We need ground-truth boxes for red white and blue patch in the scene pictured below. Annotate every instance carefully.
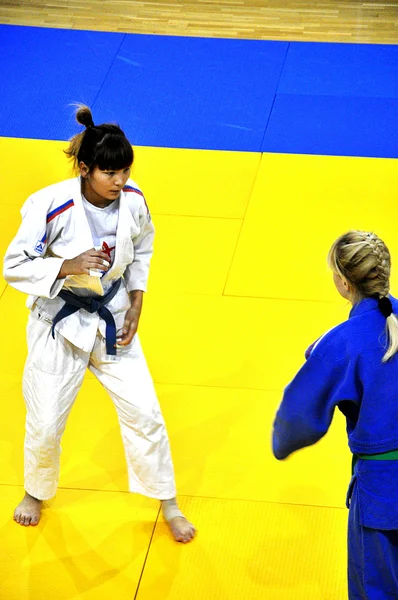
[123,185,143,196]
[46,199,74,223]
[34,199,74,253]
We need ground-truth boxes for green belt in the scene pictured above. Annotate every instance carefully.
[352,450,398,474]
[357,450,398,460]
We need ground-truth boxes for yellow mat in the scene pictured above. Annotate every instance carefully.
[137,496,348,600]
[149,214,242,295]
[0,374,351,508]
[0,485,159,600]
[0,138,260,218]
[158,384,351,507]
[2,137,392,600]
[140,292,348,390]
[0,282,349,389]
[224,152,398,301]
[0,203,24,290]
[134,145,260,219]
[0,286,29,377]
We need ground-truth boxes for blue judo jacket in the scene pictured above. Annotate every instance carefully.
[273,295,398,529]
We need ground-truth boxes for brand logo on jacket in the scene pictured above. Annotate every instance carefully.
[34,241,45,253]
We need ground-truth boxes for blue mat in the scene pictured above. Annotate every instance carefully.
[1,24,397,158]
[279,42,398,98]
[0,25,124,141]
[262,94,398,158]
[0,25,288,151]
[92,34,288,151]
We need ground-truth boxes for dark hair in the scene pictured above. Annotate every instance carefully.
[65,105,134,171]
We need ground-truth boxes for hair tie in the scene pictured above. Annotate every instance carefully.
[378,296,393,318]
[83,114,95,129]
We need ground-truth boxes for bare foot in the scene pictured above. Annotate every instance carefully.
[168,516,196,544]
[14,492,42,526]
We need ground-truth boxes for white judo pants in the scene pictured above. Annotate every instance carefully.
[22,312,176,501]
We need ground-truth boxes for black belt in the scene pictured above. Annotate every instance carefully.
[52,278,122,355]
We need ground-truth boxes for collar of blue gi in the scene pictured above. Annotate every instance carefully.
[349,296,387,319]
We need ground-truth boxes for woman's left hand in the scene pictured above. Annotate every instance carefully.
[116,290,143,347]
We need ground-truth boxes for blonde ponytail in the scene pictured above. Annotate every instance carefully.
[383,314,398,362]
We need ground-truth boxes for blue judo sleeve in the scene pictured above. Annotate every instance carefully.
[272,351,359,460]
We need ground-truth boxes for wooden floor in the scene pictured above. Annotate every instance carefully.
[0,0,397,43]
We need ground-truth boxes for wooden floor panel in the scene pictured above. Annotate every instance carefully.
[0,0,397,43]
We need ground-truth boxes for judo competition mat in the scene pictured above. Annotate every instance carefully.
[0,20,398,600]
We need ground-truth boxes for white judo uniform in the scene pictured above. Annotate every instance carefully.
[3,177,176,501]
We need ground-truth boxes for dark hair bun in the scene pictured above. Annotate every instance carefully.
[76,105,95,129]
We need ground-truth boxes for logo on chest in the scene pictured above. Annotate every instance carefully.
[101,241,115,259]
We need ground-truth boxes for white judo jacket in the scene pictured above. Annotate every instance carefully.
[3,177,154,352]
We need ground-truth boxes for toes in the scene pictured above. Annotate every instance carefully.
[15,513,39,527]
[179,533,194,544]
[14,497,41,526]
[170,520,196,543]
[179,535,190,544]
[183,527,196,543]
[179,528,194,543]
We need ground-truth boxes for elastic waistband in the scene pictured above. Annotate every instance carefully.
[356,449,398,461]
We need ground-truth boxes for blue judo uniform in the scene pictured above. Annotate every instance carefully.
[273,296,398,600]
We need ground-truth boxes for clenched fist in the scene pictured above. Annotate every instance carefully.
[58,249,111,278]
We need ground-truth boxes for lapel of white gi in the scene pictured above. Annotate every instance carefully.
[71,177,96,252]
[115,193,134,264]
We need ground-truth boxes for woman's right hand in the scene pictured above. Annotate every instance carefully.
[57,249,111,278]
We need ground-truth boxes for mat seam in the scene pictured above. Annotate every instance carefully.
[221,153,263,296]
[259,41,291,151]
[91,33,127,109]
[133,503,161,600]
[0,483,348,511]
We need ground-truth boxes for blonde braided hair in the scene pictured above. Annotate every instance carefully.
[328,230,398,362]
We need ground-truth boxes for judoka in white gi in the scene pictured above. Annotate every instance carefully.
[273,231,398,598]
[3,105,195,543]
